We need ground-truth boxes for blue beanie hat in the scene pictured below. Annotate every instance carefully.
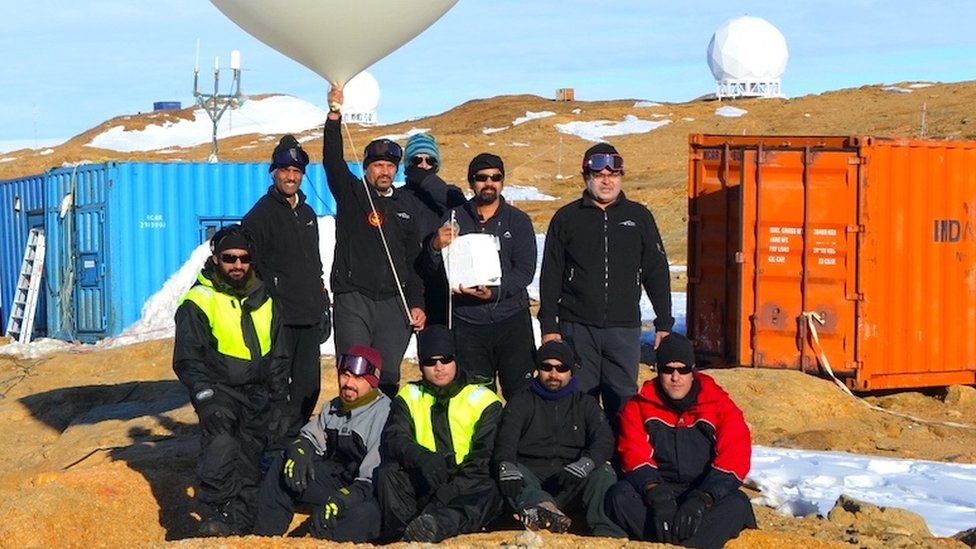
[404,133,441,167]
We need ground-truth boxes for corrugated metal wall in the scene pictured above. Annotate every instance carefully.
[3,161,343,342]
[0,174,46,334]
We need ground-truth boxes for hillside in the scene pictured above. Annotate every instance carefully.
[2,80,973,267]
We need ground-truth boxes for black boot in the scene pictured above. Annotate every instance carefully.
[199,501,240,537]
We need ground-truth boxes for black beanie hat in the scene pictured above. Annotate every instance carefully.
[210,224,252,254]
[363,138,403,169]
[467,152,505,183]
[537,340,577,370]
[417,325,456,363]
[655,333,696,368]
[269,134,309,173]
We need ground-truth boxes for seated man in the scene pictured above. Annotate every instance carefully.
[375,325,503,542]
[493,340,624,537]
[253,345,390,542]
[607,333,756,548]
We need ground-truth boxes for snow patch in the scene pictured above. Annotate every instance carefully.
[882,86,913,94]
[86,95,328,152]
[555,115,671,142]
[512,111,555,126]
[715,106,748,118]
[634,101,662,108]
[509,142,529,147]
[38,148,54,156]
[482,127,508,135]
[377,128,430,142]
[502,186,555,201]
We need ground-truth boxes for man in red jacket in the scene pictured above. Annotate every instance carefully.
[607,333,755,548]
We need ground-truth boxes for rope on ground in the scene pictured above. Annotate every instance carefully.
[802,311,976,431]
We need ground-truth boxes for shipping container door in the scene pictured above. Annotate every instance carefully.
[740,147,858,373]
[74,203,107,335]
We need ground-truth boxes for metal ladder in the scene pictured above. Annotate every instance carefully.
[5,228,46,344]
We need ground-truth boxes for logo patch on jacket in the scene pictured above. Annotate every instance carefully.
[397,212,411,220]
[367,211,384,227]
[503,231,512,239]
[619,220,637,227]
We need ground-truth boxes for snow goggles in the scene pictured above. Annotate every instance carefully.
[338,354,379,377]
[538,361,571,373]
[409,155,438,168]
[219,253,252,265]
[473,173,504,182]
[583,153,624,173]
[658,364,694,375]
[270,146,309,172]
[421,355,455,367]
[364,139,403,164]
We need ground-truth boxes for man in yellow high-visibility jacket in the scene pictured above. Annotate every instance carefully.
[173,224,289,537]
[375,325,503,543]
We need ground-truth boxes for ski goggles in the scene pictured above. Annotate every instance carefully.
[409,155,438,168]
[338,354,379,377]
[582,153,624,173]
[270,146,309,172]
[364,139,403,164]
[537,361,571,373]
[658,364,694,375]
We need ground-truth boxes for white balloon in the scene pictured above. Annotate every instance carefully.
[210,0,459,86]
[343,71,381,114]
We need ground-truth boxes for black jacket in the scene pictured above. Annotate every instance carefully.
[172,262,290,400]
[425,196,537,325]
[493,381,614,480]
[323,117,424,309]
[538,190,673,333]
[242,186,327,326]
[380,372,502,496]
[399,168,467,325]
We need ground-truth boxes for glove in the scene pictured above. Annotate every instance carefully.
[417,452,450,492]
[558,457,595,490]
[674,490,711,541]
[318,292,332,344]
[497,461,524,500]
[312,486,354,535]
[404,164,433,185]
[643,483,678,543]
[283,438,315,492]
[194,388,236,436]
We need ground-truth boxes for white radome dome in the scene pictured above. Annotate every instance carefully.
[707,16,788,81]
[342,70,380,114]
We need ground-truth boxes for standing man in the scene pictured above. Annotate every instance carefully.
[253,345,389,542]
[325,86,425,398]
[400,133,466,327]
[607,333,756,548]
[493,340,624,537]
[173,225,289,536]
[375,325,503,543]
[538,142,674,419]
[428,153,537,398]
[243,135,329,440]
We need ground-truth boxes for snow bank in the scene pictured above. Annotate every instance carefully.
[634,101,662,108]
[377,128,430,142]
[750,446,976,537]
[512,111,555,126]
[87,96,328,152]
[715,106,748,118]
[502,186,556,201]
[555,115,671,142]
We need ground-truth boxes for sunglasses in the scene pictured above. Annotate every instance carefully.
[220,253,252,264]
[271,146,309,169]
[338,354,379,377]
[583,153,624,173]
[658,364,694,375]
[365,140,403,162]
[409,155,438,167]
[538,362,571,373]
[421,355,455,367]
[473,173,504,183]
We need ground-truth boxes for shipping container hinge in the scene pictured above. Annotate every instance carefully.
[846,224,865,234]
[690,151,704,161]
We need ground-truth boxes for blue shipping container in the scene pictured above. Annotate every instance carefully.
[1,161,349,342]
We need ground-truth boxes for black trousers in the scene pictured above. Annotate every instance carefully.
[196,386,270,531]
[560,322,641,420]
[252,455,380,542]
[333,292,413,398]
[374,462,502,541]
[454,308,535,399]
[281,324,322,439]
[606,481,756,549]
[507,463,625,537]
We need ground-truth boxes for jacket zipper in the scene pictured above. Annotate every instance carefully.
[602,210,609,325]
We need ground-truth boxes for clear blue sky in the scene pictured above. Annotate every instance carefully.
[2,1,974,145]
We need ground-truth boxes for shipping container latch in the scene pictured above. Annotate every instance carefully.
[846,224,865,234]
[845,292,865,301]
[734,251,745,264]
[848,156,866,165]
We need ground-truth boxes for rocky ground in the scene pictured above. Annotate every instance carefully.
[0,336,974,547]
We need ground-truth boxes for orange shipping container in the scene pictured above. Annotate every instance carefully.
[687,134,976,391]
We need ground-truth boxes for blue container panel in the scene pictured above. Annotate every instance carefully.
[0,174,45,333]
